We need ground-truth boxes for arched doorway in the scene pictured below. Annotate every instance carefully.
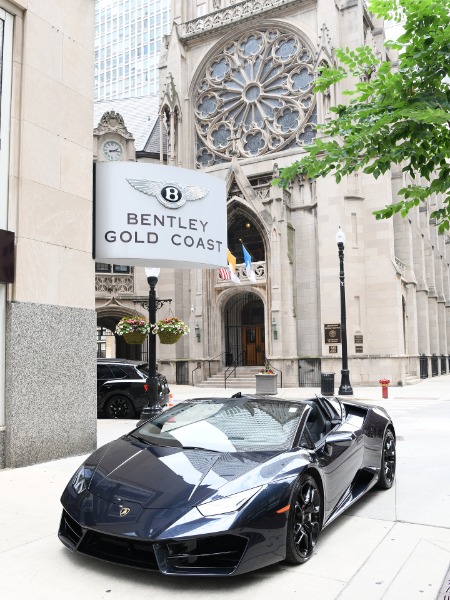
[97,312,145,360]
[224,292,265,366]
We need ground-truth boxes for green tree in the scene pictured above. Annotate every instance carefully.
[274,0,450,232]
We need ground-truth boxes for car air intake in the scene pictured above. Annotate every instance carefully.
[78,530,159,570]
[58,510,83,548]
[155,535,248,575]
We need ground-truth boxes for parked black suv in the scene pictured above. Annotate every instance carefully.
[97,359,170,419]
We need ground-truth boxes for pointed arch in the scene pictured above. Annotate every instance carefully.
[227,200,268,264]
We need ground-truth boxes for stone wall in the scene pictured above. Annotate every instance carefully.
[3,302,97,468]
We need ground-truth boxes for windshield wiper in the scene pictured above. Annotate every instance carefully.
[130,433,184,448]
[131,435,151,445]
[181,445,222,452]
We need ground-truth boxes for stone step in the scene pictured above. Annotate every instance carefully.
[196,368,274,388]
[197,382,257,389]
[196,377,256,387]
[204,374,259,380]
[404,376,422,386]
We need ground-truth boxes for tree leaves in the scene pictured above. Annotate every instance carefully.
[273,0,450,231]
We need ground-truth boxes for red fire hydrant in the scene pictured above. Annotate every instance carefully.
[379,379,390,399]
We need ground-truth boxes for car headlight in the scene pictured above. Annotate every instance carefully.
[197,486,263,517]
[71,466,91,495]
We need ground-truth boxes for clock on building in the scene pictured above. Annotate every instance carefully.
[102,139,124,161]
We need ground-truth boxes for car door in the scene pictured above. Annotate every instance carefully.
[314,399,364,520]
[97,364,113,409]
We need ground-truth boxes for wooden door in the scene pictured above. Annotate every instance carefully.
[243,325,265,366]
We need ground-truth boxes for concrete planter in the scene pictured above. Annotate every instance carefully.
[255,373,278,395]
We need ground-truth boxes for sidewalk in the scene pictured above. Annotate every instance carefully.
[168,375,450,403]
[1,376,450,600]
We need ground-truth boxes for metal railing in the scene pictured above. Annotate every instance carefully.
[298,358,322,387]
[224,351,246,388]
[191,352,284,389]
[261,357,283,388]
[191,363,202,387]
[205,351,228,378]
[193,351,238,386]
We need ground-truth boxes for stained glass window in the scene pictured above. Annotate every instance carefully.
[195,27,317,166]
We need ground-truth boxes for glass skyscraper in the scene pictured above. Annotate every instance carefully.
[94,0,171,100]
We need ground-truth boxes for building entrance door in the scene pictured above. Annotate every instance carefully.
[224,292,265,367]
[242,325,265,366]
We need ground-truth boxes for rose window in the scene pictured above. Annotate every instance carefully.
[194,27,317,166]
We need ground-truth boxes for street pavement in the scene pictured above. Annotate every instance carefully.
[1,377,450,600]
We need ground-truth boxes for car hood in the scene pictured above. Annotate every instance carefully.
[87,436,282,509]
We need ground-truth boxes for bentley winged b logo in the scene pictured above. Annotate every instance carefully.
[127,178,208,209]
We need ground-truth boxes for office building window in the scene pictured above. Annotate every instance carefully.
[95,263,131,274]
[94,0,170,100]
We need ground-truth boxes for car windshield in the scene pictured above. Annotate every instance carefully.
[131,398,308,452]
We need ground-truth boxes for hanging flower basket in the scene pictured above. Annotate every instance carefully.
[157,330,183,345]
[123,332,148,345]
[151,317,189,345]
[115,316,150,345]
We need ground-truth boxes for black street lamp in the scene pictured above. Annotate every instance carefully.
[144,267,161,418]
[137,267,172,420]
[336,228,353,396]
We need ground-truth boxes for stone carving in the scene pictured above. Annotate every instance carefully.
[183,0,299,38]
[160,73,182,164]
[216,260,266,284]
[95,275,134,294]
[317,23,333,59]
[93,111,134,139]
[249,175,274,202]
[195,27,317,166]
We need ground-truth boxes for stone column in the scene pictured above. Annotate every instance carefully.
[412,227,430,355]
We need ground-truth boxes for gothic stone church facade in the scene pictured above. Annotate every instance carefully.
[95,0,450,387]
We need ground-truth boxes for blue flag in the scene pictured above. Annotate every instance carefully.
[242,243,256,284]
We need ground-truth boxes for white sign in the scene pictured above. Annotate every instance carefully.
[94,162,227,269]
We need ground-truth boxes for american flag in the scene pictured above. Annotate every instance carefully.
[218,267,231,280]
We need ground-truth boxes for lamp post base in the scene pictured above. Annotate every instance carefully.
[139,376,163,423]
[139,403,162,421]
[338,370,353,395]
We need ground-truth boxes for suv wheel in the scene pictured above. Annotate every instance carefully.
[105,395,135,419]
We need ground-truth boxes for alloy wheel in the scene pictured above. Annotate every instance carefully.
[106,396,134,419]
[289,476,321,561]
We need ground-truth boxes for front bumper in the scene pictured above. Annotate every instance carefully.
[59,484,291,576]
[59,509,250,575]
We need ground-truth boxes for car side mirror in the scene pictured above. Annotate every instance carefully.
[322,431,355,456]
[326,431,355,444]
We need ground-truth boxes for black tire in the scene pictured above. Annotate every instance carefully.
[376,429,396,489]
[285,474,322,564]
[105,395,135,419]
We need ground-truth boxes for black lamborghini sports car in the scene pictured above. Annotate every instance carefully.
[59,394,396,576]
